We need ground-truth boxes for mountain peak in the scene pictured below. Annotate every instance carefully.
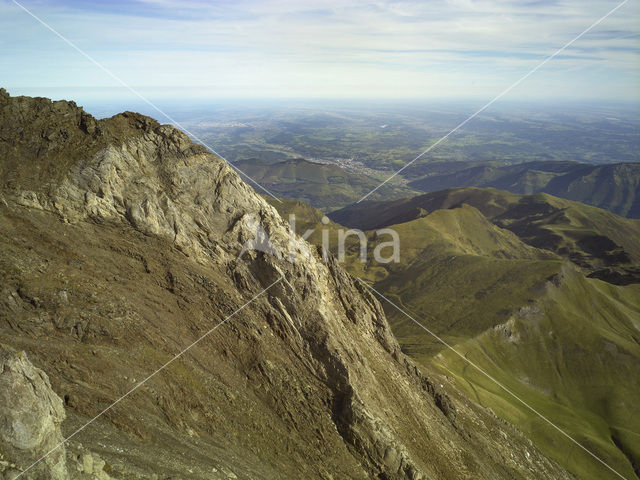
[0,90,207,194]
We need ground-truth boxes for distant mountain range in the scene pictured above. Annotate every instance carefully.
[406,160,640,218]
[236,156,640,219]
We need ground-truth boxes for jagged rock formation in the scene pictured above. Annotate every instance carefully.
[0,89,574,479]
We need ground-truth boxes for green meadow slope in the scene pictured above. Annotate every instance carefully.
[435,268,640,480]
[274,189,640,480]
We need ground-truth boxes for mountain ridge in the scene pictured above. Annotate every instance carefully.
[330,186,640,285]
[0,90,573,479]
[406,160,640,218]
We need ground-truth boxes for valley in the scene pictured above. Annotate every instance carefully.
[160,102,640,215]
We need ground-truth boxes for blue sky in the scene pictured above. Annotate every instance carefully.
[1,0,639,103]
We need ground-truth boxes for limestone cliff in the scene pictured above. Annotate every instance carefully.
[0,90,573,479]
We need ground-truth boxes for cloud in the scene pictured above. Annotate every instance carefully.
[1,0,638,100]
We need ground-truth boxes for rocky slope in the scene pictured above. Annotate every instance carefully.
[0,90,573,479]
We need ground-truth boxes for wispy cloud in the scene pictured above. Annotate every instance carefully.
[1,0,638,100]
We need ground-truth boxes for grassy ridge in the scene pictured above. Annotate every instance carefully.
[330,187,640,283]
[435,270,640,480]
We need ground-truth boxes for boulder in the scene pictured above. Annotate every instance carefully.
[0,346,69,480]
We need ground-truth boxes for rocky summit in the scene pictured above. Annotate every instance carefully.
[0,90,573,479]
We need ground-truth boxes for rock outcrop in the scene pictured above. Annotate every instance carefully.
[0,90,574,479]
[0,346,68,480]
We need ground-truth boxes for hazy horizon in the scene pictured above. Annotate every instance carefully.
[4,86,640,122]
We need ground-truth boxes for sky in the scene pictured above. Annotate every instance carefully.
[1,0,639,104]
